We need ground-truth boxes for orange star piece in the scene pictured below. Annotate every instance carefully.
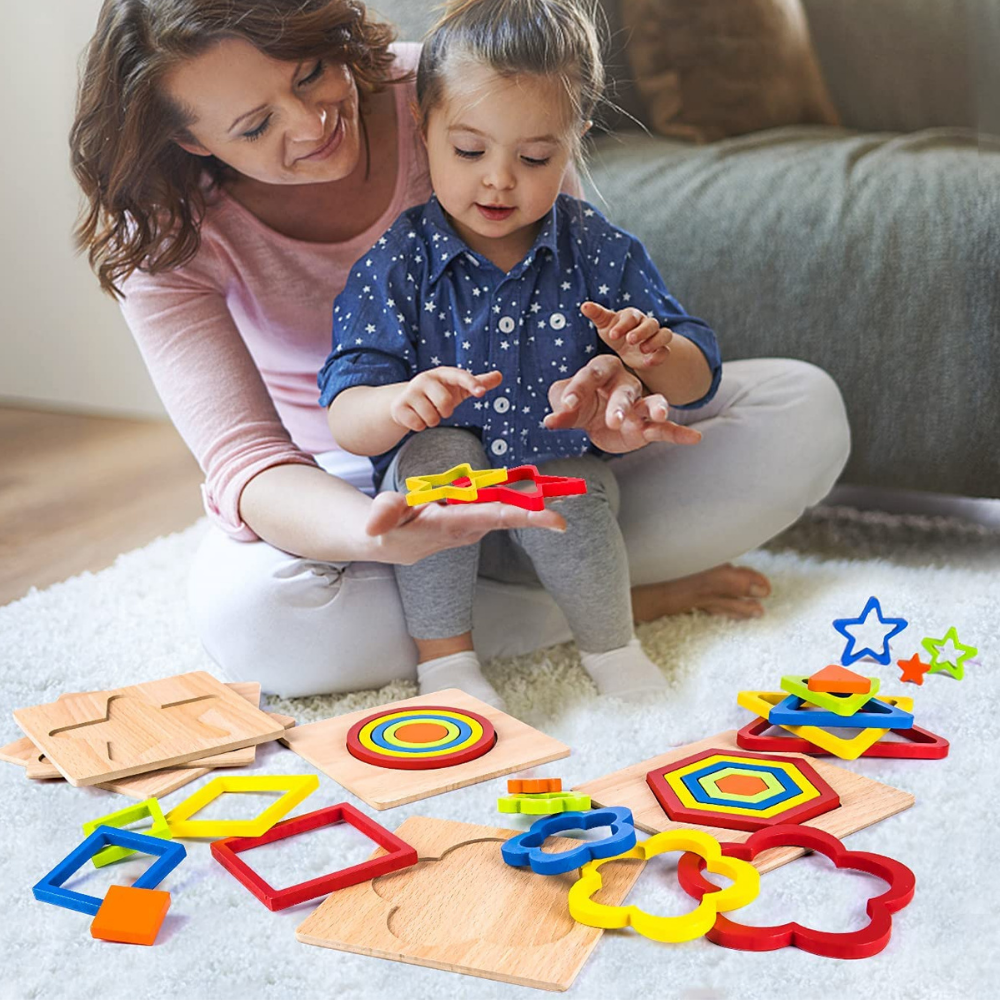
[897,653,931,686]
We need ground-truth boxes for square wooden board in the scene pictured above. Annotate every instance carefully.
[296,816,645,991]
[573,730,914,873]
[282,688,569,810]
[12,671,285,786]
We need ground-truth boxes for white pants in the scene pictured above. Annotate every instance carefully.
[188,359,850,697]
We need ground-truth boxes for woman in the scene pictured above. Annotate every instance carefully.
[70,0,850,698]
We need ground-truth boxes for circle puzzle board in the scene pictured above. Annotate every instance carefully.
[347,707,497,770]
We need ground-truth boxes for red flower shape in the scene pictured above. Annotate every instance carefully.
[676,825,916,959]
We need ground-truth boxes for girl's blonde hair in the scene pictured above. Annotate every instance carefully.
[415,0,605,154]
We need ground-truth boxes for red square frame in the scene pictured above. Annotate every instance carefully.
[210,802,418,911]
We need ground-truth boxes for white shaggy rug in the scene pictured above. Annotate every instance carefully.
[1,506,998,1000]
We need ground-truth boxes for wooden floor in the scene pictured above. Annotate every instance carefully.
[0,406,204,606]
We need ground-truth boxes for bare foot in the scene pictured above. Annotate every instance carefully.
[632,564,771,622]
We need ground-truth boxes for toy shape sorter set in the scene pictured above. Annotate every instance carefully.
[4,587,973,990]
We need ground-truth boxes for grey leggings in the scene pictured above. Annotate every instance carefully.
[380,428,633,653]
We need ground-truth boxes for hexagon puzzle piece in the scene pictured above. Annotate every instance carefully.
[90,885,171,945]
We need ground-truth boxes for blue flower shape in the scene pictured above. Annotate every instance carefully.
[501,807,637,875]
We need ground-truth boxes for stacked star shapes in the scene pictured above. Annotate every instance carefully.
[404,463,587,510]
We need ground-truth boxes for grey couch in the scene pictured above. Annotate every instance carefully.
[370,0,998,497]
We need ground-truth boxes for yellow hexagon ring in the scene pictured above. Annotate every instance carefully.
[567,829,760,943]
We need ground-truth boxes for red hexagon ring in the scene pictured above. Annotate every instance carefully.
[675,824,916,959]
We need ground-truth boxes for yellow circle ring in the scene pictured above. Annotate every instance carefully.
[357,709,485,758]
[381,718,461,749]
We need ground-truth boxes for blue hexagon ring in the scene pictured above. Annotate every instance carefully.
[501,807,637,876]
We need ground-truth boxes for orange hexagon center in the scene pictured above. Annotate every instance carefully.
[394,722,450,744]
[716,774,769,796]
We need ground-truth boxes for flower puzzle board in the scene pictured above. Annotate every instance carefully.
[12,671,286,786]
[296,816,645,990]
[573,730,914,873]
[281,689,569,810]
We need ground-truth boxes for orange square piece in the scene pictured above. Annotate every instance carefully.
[508,778,562,794]
[90,885,170,945]
[807,665,872,695]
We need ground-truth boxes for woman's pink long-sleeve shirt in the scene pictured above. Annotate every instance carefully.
[119,44,428,541]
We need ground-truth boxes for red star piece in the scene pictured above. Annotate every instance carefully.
[446,465,587,511]
[897,653,931,685]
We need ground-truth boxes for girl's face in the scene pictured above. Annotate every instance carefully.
[423,66,580,256]
[164,37,362,185]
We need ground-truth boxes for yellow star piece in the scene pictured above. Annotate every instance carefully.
[404,464,508,506]
[568,829,760,943]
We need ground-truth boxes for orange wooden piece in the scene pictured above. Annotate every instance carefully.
[807,665,872,694]
[90,885,170,945]
[715,774,769,796]
[508,778,562,794]
[393,723,450,744]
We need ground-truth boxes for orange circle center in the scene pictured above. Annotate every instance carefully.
[394,722,450,744]
[716,774,769,796]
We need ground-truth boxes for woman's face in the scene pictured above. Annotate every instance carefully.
[164,37,362,185]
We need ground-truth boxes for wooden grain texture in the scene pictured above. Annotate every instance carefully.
[573,731,915,874]
[296,816,645,991]
[12,671,284,786]
[282,689,570,810]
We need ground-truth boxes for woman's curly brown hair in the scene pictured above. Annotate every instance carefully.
[71,0,401,298]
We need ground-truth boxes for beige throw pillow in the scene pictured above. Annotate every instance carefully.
[619,0,840,142]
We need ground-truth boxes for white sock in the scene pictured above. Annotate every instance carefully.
[416,650,506,710]
[580,638,669,700]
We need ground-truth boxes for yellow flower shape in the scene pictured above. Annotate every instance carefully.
[567,828,760,943]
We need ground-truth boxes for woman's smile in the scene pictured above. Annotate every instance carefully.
[296,112,345,163]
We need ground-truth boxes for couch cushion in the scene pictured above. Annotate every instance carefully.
[583,126,998,496]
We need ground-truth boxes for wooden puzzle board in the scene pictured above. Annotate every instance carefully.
[296,816,645,991]
[282,688,569,810]
[573,730,915,874]
[12,671,285,786]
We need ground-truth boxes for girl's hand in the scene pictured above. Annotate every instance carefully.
[543,355,702,453]
[364,490,566,565]
[391,368,503,432]
[582,301,672,369]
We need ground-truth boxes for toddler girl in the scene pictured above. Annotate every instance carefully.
[318,0,721,707]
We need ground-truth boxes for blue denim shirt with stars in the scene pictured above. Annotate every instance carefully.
[318,194,721,486]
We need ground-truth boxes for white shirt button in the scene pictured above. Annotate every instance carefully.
[549,312,566,330]
[493,397,510,414]
[498,316,515,334]
[490,439,508,456]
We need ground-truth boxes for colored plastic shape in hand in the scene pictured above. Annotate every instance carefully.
[497,790,592,815]
[832,596,908,666]
[568,829,760,943]
[446,464,588,511]
[82,797,172,868]
[921,627,978,680]
[806,665,872,694]
[404,464,508,506]
[90,885,170,945]
[768,693,914,730]
[508,777,562,794]
[675,824,916,959]
[736,710,947,760]
[501,807,637,875]
[165,773,319,839]
[210,803,418,911]
[897,653,932,685]
[646,748,839,832]
[736,690,891,761]
[33,826,186,916]
[779,674,880,716]
[346,706,497,770]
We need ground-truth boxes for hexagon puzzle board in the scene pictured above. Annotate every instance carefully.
[296,816,645,990]
[282,689,569,810]
[573,731,914,873]
[12,671,285,786]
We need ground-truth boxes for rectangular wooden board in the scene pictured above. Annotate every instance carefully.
[296,816,645,991]
[573,730,915,874]
[282,688,569,810]
[12,671,285,786]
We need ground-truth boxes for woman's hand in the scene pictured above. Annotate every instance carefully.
[543,354,702,453]
[391,368,503,432]
[364,490,566,565]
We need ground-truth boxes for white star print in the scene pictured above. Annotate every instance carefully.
[424,302,435,312]
[561,281,571,291]
[500,341,510,350]
[430,356,440,365]
[623,293,632,302]
[472,288,481,296]
[462,341,471,350]
[554,338,563,346]
[584,208,594,216]
[530,302,541,313]
[598,284,609,295]
[365,324,376,333]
